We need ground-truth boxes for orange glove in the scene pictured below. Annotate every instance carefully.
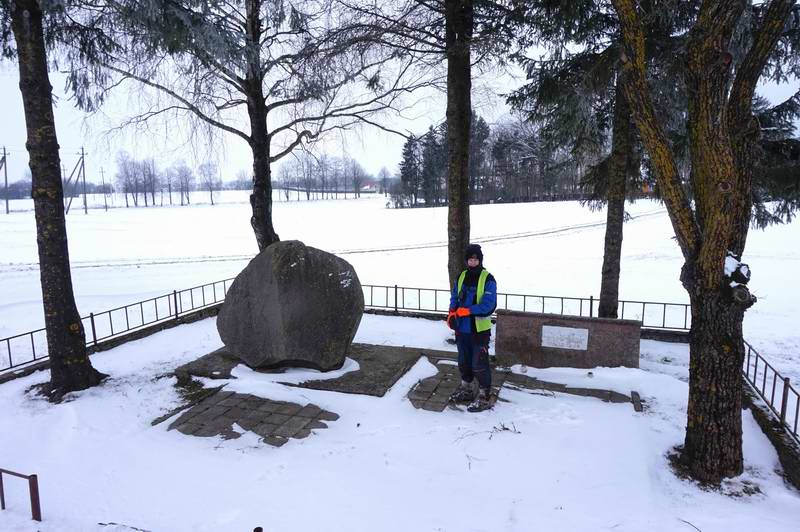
[446,309,458,330]
[456,307,471,317]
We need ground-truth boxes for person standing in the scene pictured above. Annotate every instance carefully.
[447,244,497,412]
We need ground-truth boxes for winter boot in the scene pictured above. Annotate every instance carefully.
[467,388,492,412]
[449,380,477,403]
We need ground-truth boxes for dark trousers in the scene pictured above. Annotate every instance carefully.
[456,332,491,390]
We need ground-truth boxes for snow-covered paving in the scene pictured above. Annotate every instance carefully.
[1,194,798,380]
[1,314,798,531]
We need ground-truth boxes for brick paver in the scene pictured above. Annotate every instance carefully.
[407,358,637,412]
[165,350,640,448]
[167,391,339,447]
[407,360,507,412]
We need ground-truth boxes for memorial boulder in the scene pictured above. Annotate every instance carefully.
[217,240,364,371]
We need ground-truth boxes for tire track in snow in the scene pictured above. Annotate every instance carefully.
[336,208,666,254]
[0,208,666,272]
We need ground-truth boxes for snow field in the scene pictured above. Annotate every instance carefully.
[0,314,798,531]
[1,195,797,380]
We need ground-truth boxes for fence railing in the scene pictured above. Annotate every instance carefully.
[743,341,799,443]
[1,278,233,373]
[1,280,796,444]
[362,284,692,330]
[0,468,42,521]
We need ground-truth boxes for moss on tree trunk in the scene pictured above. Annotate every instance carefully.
[10,0,105,399]
[612,0,792,483]
[680,290,747,479]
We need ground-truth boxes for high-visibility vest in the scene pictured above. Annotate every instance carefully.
[457,269,493,333]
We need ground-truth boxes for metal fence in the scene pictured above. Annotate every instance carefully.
[363,284,692,330]
[0,467,42,521]
[744,341,800,443]
[1,279,797,444]
[1,278,233,373]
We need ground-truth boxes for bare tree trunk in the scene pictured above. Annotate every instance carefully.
[249,134,279,249]
[245,0,279,251]
[682,288,747,479]
[445,0,473,285]
[10,0,105,398]
[598,74,633,318]
[676,2,752,480]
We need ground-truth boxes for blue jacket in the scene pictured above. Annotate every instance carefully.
[449,270,497,334]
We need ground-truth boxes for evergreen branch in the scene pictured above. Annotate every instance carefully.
[728,0,796,130]
[334,0,446,50]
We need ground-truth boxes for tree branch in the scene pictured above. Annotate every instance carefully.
[104,64,251,144]
[612,0,700,260]
[728,0,796,129]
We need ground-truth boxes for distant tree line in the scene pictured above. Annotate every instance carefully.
[275,152,391,200]
[4,150,391,205]
[113,152,226,207]
[3,172,112,200]
[390,112,655,209]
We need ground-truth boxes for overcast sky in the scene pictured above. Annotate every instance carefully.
[0,59,522,186]
[0,59,796,187]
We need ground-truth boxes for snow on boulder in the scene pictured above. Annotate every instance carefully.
[217,240,364,371]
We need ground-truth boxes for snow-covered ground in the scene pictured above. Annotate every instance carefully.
[3,188,367,213]
[1,195,798,380]
[1,314,798,532]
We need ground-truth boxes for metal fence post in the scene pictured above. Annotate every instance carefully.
[394,285,398,313]
[781,377,791,424]
[173,290,179,319]
[28,474,41,521]
[0,471,5,510]
[89,313,98,346]
[589,295,593,317]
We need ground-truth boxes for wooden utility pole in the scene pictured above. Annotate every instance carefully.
[81,148,87,214]
[2,146,8,214]
[100,167,108,212]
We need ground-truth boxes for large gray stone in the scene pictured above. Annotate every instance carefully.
[217,241,364,370]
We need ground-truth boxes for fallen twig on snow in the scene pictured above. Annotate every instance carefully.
[678,518,703,532]
[454,422,522,443]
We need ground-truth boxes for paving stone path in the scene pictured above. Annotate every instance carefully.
[167,390,339,447]
[407,357,637,412]
[163,346,640,447]
[407,360,507,412]
[166,342,433,447]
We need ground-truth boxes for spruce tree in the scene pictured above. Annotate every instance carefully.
[399,135,421,205]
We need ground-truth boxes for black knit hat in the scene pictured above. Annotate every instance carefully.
[464,243,483,264]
